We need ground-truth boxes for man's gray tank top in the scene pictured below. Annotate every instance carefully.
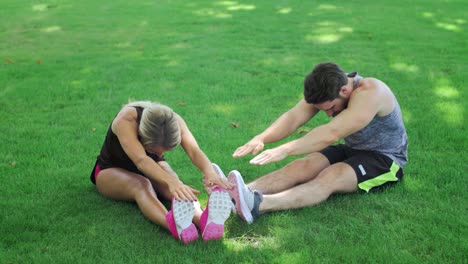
[343,72,408,168]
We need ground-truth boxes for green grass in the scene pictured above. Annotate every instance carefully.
[1,0,466,263]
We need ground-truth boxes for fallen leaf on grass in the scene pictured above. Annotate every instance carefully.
[5,58,15,63]
[298,129,310,134]
[231,122,239,128]
[177,102,185,106]
[37,58,42,64]
[11,161,17,167]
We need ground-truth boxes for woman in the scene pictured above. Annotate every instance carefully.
[90,101,232,243]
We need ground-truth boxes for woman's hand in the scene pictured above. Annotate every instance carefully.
[203,171,232,191]
[167,178,200,201]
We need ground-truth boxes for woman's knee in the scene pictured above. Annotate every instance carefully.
[97,169,155,200]
[132,177,155,194]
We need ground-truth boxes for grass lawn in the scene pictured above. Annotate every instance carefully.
[1,0,466,263]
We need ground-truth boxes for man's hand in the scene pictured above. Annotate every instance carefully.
[249,146,288,165]
[232,136,265,158]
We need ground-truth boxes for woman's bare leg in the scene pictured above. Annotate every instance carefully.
[96,168,170,230]
[151,161,202,227]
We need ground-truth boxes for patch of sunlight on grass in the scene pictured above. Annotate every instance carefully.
[281,55,298,65]
[317,4,336,10]
[172,42,191,49]
[422,12,434,18]
[434,86,459,99]
[338,27,353,33]
[317,21,337,27]
[227,5,256,11]
[401,108,412,124]
[71,80,82,87]
[115,42,131,48]
[277,7,292,14]
[210,1,256,11]
[306,33,341,44]
[32,4,48,11]
[229,235,278,251]
[304,21,350,44]
[295,92,304,101]
[286,94,302,108]
[390,63,419,73]
[435,22,461,32]
[211,104,235,114]
[0,86,13,97]
[80,67,95,74]
[193,8,232,18]
[41,26,61,33]
[406,177,424,192]
[278,252,307,263]
[140,20,148,26]
[167,60,180,67]
[215,1,238,6]
[160,80,175,90]
[435,102,463,126]
[259,57,275,66]
[455,19,465,24]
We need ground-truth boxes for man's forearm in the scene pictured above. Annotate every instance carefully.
[283,125,338,156]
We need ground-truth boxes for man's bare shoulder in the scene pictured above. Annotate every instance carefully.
[358,77,387,91]
[354,77,395,116]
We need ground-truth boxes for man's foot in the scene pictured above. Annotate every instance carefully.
[166,199,199,244]
[199,187,232,241]
[227,170,263,224]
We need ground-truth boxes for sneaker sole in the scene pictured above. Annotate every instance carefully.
[228,171,253,224]
[212,163,236,213]
[172,200,198,243]
[202,190,232,241]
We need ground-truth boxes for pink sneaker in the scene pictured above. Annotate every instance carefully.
[166,199,199,244]
[227,170,255,224]
[200,188,232,241]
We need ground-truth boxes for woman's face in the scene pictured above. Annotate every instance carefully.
[146,146,169,158]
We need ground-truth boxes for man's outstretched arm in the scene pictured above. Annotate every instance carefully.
[250,87,384,165]
[233,99,318,158]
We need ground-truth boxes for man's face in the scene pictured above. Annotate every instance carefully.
[315,96,348,117]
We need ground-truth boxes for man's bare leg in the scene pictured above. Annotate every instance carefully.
[248,152,330,194]
[258,162,358,212]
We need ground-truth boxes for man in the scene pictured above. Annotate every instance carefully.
[227,62,408,223]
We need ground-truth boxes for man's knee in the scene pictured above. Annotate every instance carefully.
[314,163,358,193]
[282,153,330,177]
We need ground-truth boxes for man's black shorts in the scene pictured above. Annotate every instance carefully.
[320,144,403,192]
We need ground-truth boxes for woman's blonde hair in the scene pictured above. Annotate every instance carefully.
[125,101,181,150]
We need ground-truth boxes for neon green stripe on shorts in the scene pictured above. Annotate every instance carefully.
[358,162,400,192]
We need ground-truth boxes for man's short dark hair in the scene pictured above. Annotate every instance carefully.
[303,62,348,104]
